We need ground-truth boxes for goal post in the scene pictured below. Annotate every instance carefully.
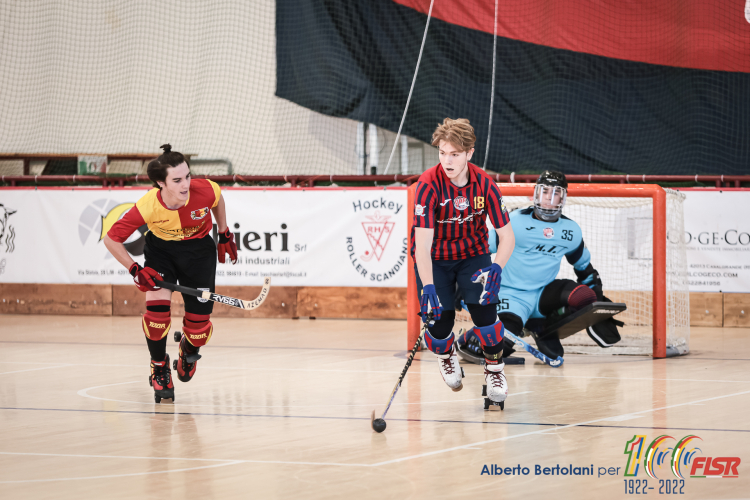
[407,183,689,359]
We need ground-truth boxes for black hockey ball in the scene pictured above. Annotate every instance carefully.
[372,418,387,433]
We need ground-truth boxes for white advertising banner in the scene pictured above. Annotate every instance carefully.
[680,189,750,293]
[0,187,409,287]
[1,187,749,292]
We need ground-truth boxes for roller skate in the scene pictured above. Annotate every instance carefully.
[436,345,465,392]
[172,331,202,383]
[149,354,175,404]
[482,361,507,411]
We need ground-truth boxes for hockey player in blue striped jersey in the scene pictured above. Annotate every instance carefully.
[481,171,621,360]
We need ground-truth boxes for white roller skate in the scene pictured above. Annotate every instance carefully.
[482,362,508,411]
[435,345,464,392]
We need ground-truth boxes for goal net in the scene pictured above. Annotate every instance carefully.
[500,188,690,357]
[414,184,690,358]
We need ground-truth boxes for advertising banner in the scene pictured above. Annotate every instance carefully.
[0,187,409,287]
[680,189,750,293]
[0,187,748,292]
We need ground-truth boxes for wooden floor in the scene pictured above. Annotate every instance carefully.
[0,315,748,499]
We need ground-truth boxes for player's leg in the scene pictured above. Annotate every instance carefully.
[538,279,597,316]
[142,236,177,403]
[414,261,463,392]
[538,278,621,348]
[173,235,217,383]
[458,254,513,405]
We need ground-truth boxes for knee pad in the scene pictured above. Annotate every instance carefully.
[142,300,171,341]
[183,312,213,347]
[425,309,455,340]
[568,284,597,310]
[425,330,455,355]
[471,321,505,349]
[466,303,498,327]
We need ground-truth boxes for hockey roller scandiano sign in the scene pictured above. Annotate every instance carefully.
[156,277,271,311]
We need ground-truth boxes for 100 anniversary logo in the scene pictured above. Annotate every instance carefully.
[624,434,741,479]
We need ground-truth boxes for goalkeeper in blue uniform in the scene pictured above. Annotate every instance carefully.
[463,171,621,361]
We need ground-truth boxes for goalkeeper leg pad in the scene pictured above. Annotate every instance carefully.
[533,333,565,359]
[587,318,622,348]
[142,300,171,341]
[183,313,213,347]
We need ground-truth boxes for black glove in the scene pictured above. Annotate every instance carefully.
[575,263,603,301]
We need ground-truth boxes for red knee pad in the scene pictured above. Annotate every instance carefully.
[142,300,171,341]
[183,312,213,347]
[568,285,597,310]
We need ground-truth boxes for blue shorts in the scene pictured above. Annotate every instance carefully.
[496,285,545,324]
[414,253,498,310]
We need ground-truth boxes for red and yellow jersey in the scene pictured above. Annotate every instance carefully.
[108,179,221,243]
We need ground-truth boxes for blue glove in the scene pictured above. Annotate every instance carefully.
[471,263,502,305]
[419,284,442,325]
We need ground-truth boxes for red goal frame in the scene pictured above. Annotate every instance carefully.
[406,183,669,358]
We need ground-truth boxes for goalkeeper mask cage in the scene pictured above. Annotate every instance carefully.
[533,170,568,222]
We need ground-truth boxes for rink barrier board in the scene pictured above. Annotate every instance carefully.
[0,283,407,320]
[0,283,744,326]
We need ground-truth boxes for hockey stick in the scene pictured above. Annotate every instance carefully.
[155,277,271,311]
[504,330,563,368]
[371,319,430,433]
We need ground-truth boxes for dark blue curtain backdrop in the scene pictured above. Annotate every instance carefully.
[276,0,750,174]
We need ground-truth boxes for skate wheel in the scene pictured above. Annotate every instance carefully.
[482,384,487,397]
[484,398,504,411]
[173,360,178,370]
[461,367,465,378]
[154,395,161,403]
[148,376,153,387]
[174,330,182,343]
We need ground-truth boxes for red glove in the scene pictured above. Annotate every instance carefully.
[217,228,238,264]
[129,263,162,292]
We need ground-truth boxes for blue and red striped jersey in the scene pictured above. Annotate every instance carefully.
[411,162,510,260]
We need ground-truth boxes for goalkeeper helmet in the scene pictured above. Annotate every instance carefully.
[533,170,567,222]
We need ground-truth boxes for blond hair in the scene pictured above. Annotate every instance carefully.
[431,118,476,152]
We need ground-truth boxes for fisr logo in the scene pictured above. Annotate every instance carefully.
[690,457,740,478]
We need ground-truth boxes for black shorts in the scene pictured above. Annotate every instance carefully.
[414,253,498,310]
[144,232,217,315]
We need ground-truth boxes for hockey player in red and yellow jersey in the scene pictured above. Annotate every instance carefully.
[104,144,238,403]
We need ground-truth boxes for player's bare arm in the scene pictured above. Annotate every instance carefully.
[211,194,229,233]
[493,221,515,268]
[103,234,135,270]
[414,227,435,286]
